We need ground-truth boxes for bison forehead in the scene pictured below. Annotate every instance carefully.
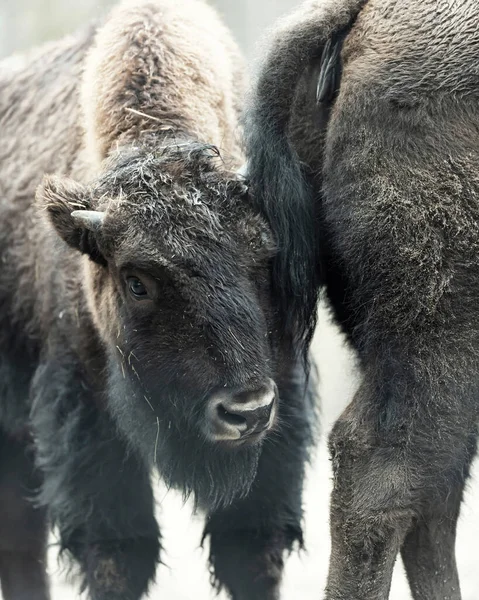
[109,208,251,280]
[96,171,249,243]
[127,193,225,237]
[103,183,260,248]
[95,143,241,208]
[105,201,246,261]
[116,227,245,274]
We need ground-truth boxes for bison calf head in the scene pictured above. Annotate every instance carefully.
[38,143,280,509]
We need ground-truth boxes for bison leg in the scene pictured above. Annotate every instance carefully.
[401,506,461,600]
[203,365,315,600]
[31,363,160,600]
[0,429,49,600]
[41,409,159,600]
[399,431,476,600]
[325,357,476,600]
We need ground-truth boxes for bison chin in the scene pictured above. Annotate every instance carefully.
[158,433,261,512]
[107,369,261,512]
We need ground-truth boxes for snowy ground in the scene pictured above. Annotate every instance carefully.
[47,303,479,600]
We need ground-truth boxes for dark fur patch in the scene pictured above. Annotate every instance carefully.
[243,1,367,360]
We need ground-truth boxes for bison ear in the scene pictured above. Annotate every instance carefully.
[36,175,106,265]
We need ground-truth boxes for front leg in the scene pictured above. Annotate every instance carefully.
[31,360,160,600]
[0,429,49,600]
[203,364,316,600]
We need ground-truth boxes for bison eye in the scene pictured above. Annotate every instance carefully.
[127,276,148,299]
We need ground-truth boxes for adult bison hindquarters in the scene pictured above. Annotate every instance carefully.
[0,1,315,599]
[245,0,479,599]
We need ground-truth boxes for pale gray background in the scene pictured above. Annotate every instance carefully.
[0,0,296,61]
[1,1,478,598]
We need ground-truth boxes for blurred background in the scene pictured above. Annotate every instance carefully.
[1,1,479,599]
[0,0,297,61]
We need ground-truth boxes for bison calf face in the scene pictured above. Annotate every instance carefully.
[38,144,279,509]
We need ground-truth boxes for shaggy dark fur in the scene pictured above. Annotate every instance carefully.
[244,0,479,598]
[0,1,315,599]
[244,0,368,352]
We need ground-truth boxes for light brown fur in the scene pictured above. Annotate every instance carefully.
[81,0,245,167]
[0,0,244,195]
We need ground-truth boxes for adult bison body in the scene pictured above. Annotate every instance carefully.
[245,0,479,598]
[0,1,315,598]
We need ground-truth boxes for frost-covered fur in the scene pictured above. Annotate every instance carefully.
[0,1,315,599]
[245,0,479,598]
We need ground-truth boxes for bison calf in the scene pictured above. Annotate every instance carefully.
[0,1,315,598]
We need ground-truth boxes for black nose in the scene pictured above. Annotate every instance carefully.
[217,398,274,434]
[205,379,277,442]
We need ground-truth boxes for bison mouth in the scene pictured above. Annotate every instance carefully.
[107,368,266,511]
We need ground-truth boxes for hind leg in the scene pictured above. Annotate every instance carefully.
[400,431,477,600]
[0,429,49,600]
[325,354,477,600]
[204,364,315,600]
[401,496,461,600]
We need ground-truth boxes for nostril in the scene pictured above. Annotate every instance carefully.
[249,403,274,431]
[218,400,274,436]
[217,404,247,428]
[205,379,277,441]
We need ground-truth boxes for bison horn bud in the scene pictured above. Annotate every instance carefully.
[236,162,249,180]
[235,163,249,195]
[71,210,105,232]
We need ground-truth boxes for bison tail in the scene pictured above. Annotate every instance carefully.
[243,0,367,355]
